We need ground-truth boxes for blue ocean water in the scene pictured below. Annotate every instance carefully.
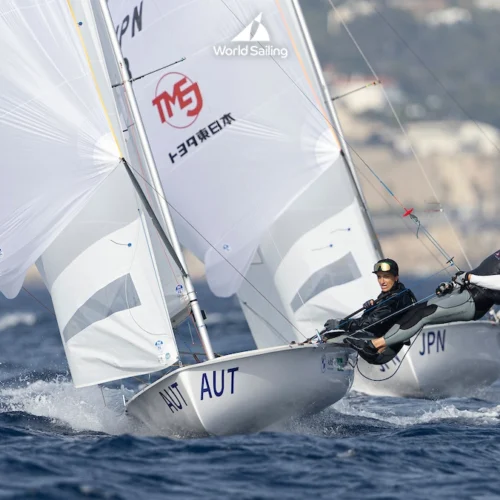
[1,280,500,499]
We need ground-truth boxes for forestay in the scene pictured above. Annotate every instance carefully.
[110,0,344,297]
[36,1,180,387]
[0,0,120,298]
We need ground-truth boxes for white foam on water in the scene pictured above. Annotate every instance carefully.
[0,312,36,332]
[204,311,245,326]
[333,397,500,426]
[0,378,150,435]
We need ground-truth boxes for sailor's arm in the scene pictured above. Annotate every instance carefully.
[468,273,500,291]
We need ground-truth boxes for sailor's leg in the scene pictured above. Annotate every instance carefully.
[358,343,403,365]
[383,289,476,347]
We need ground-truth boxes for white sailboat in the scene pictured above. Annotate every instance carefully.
[0,0,354,438]
[108,0,500,400]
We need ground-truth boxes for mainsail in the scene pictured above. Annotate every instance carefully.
[110,0,349,298]
[109,0,381,343]
[0,0,121,298]
[238,0,383,344]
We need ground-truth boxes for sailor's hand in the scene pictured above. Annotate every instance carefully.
[452,271,470,287]
[323,318,342,331]
[435,281,454,296]
[363,299,374,309]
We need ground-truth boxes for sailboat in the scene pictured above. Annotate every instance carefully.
[234,4,500,398]
[108,0,500,400]
[0,0,356,438]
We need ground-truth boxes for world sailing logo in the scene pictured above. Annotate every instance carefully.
[232,12,270,42]
[213,13,288,59]
[152,72,203,129]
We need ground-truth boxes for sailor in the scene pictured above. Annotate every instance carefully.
[323,259,416,361]
[345,249,500,364]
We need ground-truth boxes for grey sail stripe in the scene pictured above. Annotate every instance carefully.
[62,274,141,342]
[265,159,355,264]
[290,253,361,313]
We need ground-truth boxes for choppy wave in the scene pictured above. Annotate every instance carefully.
[0,312,36,332]
[0,378,146,435]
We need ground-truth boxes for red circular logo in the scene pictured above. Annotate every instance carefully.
[152,72,203,129]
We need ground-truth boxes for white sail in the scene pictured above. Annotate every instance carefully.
[238,2,381,344]
[109,0,346,298]
[0,0,121,298]
[89,0,191,326]
[36,1,180,388]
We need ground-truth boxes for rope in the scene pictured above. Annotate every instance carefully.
[218,0,456,272]
[241,301,291,344]
[371,3,500,157]
[125,163,310,341]
[331,80,381,101]
[21,287,55,316]
[328,0,473,268]
[111,57,186,87]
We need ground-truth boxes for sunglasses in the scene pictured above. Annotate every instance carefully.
[373,262,393,272]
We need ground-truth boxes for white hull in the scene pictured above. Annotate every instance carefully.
[353,321,500,399]
[126,343,354,437]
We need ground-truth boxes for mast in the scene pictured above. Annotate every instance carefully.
[290,0,383,259]
[96,0,214,360]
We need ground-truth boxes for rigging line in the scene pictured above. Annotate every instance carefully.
[219,0,341,149]
[121,91,183,288]
[331,80,381,101]
[221,0,457,270]
[354,164,450,272]
[349,145,459,268]
[111,57,186,87]
[328,263,454,336]
[126,163,309,340]
[241,301,291,345]
[21,286,55,316]
[328,0,472,268]
[370,2,500,157]
[350,292,436,338]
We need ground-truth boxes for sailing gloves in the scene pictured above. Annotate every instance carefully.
[323,318,343,331]
[363,299,374,310]
[435,271,470,296]
[435,281,454,296]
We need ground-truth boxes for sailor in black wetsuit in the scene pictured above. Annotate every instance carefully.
[346,249,500,364]
[323,259,416,362]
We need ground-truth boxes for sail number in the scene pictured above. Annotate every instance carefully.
[419,330,446,356]
[379,355,402,373]
[159,382,188,413]
[201,367,239,400]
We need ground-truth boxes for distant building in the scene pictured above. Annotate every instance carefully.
[327,1,374,33]
[474,0,500,11]
[393,121,500,157]
[425,7,471,25]
[382,0,449,19]
[325,66,405,115]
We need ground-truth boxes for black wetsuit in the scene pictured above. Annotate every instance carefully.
[343,281,417,337]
